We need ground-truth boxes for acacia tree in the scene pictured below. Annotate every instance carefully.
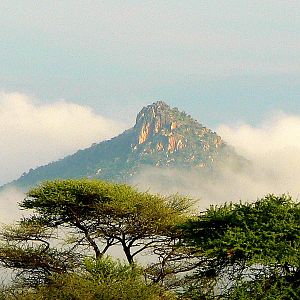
[181,194,300,299]
[0,219,81,286]
[0,179,192,285]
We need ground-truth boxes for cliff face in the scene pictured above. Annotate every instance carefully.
[4,101,244,190]
[129,101,226,168]
[135,101,184,150]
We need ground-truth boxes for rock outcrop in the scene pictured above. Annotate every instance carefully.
[130,101,228,166]
[4,101,245,190]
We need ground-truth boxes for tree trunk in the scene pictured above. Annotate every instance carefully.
[123,244,133,264]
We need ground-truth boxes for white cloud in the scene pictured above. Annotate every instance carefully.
[218,113,300,159]
[0,92,125,185]
[131,113,300,209]
[217,113,300,198]
[0,187,25,224]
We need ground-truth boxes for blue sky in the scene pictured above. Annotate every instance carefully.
[1,1,299,127]
[1,1,300,185]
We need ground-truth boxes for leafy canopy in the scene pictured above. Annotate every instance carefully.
[0,179,192,288]
[183,194,300,265]
[181,194,300,299]
[0,256,176,300]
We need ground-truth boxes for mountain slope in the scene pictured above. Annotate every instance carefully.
[5,101,244,190]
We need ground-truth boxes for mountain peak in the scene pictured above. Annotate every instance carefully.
[135,101,170,124]
[134,101,199,146]
[135,101,178,144]
[4,101,244,190]
[150,100,170,109]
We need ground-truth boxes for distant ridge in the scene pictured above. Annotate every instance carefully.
[3,101,245,190]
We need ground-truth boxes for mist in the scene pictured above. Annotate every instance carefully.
[2,110,300,218]
[0,187,25,224]
[0,92,126,185]
[131,112,300,209]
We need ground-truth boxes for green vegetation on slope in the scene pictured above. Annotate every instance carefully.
[5,101,245,190]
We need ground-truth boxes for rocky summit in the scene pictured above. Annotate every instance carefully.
[4,101,244,190]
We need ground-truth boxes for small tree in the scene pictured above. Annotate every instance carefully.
[0,219,81,286]
[0,179,192,285]
[0,257,176,300]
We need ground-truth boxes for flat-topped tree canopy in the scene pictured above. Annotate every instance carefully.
[22,179,192,263]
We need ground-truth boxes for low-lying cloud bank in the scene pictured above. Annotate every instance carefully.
[0,187,25,224]
[132,113,300,209]
[0,92,125,185]
[2,97,300,220]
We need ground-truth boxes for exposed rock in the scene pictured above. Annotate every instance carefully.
[177,139,184,150]
[155,117,162,133]
[168,135,177,152]
[138,123,151,144]
[5,100,246,190]
[171,121,177,131]
[157,141,164,151]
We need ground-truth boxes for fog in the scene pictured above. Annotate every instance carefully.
[0,92,126,185]
[131,112,300,209]
[0,112,299,282]
[2,112,300,221]
[0,187,25,224]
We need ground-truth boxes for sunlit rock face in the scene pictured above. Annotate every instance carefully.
[4,101,245,190]
[135,102,187,152]
[131,101,229,167]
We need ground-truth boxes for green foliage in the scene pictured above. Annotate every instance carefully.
[0,220,80,286]
[21,179,191,264]
[24,179,190,231]
[184,194,300,264]
[0,179,192,289]
[181,194,300,299]
[0,257,176,300]
[2,177,300,299]
[228,274,300,300]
